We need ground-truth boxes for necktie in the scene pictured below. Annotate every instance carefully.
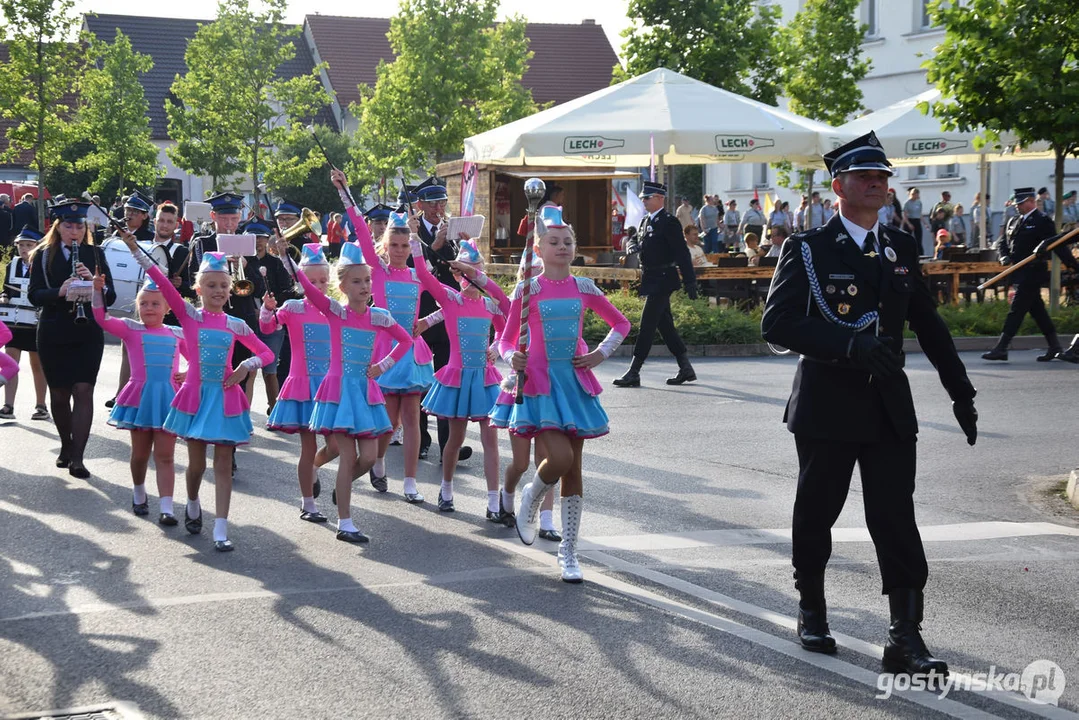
[863,231,877,256]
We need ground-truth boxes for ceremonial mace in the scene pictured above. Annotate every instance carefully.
[514,177,546,404]
[977,225,1079,290]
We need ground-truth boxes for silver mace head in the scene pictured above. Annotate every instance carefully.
[524,178,546,211]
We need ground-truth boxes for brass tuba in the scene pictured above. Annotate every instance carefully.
[281,207,323,245]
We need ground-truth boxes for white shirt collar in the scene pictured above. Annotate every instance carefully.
[1020,208,1036,222]
[648,208,662,220]
[838,212,880,248]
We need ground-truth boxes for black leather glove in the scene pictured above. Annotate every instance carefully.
[1033,239,1051,259]
[686,285,699,301]
[953,400,978,446]
[850,334,902,378]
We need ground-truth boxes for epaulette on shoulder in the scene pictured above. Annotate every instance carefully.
[369,306,394,327]
[483,296,503,316]
[573,276,603,296]
[226,316,250,335]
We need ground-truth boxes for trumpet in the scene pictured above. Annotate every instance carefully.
[230,256,254,297]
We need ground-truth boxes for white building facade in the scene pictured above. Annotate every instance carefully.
[706,0,1079,220]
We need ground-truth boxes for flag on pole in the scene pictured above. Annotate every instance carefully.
[624,186,646,232]
[649,134,655,182]
[763,192,775,218]
[753,187,760,202]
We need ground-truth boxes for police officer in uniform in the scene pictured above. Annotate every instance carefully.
[613,180,698,387]
[982,187,1079,362]
[762,131,978,677]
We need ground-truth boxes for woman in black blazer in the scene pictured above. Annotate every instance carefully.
[28,201,115,478]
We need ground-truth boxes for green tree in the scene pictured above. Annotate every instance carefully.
[0,0,86,227]
[349,0,541,187]
[617,0,782,105]
[776,0,870,193]
[925,0,1079,309]
[265,124,357,215]
[75,29,160,195]
[167,0,329,197]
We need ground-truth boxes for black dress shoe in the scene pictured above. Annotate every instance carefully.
[184,508,203,535]
[486,509,505,523]
[159,512,178,526]
[403,491,425,504]
[1036,348,1062,362]
[539,528,562,542]
[666,367,697,385]
[612,370,641,387]
[69,464,90,479]
[458,446,473,461]
[369,469,388,493]
[312,478,321,499]
[499,496,516,527]
[798,608,837,654]
[56,454,70,469]
[981,348,1008,361]
[336,529,370,544]
[132,501,150,516]
[437,490,455,512]
[214,539,234,552]
[300,509,328,523]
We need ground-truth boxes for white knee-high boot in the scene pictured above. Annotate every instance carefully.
[515,472,555,545]
[559,495,584,583]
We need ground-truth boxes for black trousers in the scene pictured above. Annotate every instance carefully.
[1002,278,1057,341]
[632,290,687,361]
[420,341,451,452]
[792,434,927,594]
[910,222,925,255]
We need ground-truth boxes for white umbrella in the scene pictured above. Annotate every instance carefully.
[464,68,845,167]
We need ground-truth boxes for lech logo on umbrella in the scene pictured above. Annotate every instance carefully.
[905,138,969,155]
[563,136,626,154]
[715,135,776,154]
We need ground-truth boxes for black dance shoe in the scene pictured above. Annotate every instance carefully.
[312,477,321,499]
[184,508,203,535]
[68,464,90,479]
[300,509,328,523]
[336,529,370,544]
[158,512,178,526]
[539,528,563,542]
[403,491,425,504]
[369,469,388,493]
[214,539,234,552]
[437,491,455,512]
[132,501,149,516]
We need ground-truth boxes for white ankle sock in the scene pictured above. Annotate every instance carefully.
[540,509,555,532]
[213,518,228,542]
[373,458,385,477]
[160,496,174,515]
[501,489,514,511]
[132,484,147,505]
[302,496,317,513]
[440,481,453,502]
[186,499,201,519]
[487,491,500,513]
[338,517,358,533]
[403,476,418,495]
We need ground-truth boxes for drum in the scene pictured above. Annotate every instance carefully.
[0,303,38,327]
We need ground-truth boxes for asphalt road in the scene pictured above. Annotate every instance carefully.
[1,346,1077,719]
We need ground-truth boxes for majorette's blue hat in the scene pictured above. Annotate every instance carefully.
[455,239,482,264]
[199,251,230,274]
[300,243,328,266]
[387,212,410,230]
[141,274,162,292]
[337,241,367,267]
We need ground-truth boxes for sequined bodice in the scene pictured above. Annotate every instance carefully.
[303,322,330,378]
[457,316,492,369]
[198,328,232,383]
[143,333,178,383]
[341,327,375,379]
[385,279,418,333]
[537,299,581,363]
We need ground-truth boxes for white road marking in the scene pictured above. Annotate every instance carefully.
[581,521,1079,553]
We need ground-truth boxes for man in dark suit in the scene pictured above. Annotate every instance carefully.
[762,131,978,678]
[982,186,1079,362]
[613,180,698,387]
[0,194,13,247]
[12,193,38,232]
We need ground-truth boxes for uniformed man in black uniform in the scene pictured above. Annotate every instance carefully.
[243,216,298,410]
[613,180,698,387]
[982,186,1079,362]
[762,131,978,677]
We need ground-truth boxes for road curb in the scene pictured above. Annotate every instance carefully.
[608,335,1055,359]
[1067,470,1079,511]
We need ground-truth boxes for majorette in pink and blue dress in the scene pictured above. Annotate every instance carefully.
[260,243,331,434]
[411,238,510,420]
[93,275,186,431]
[347,207,435,395]
[0,322,19,385]
[297,242,414,438]
[137,254,273,446]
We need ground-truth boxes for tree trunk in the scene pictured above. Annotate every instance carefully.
[1050,149,1065,312]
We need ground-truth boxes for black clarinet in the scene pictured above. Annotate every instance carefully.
[70,240,88,325]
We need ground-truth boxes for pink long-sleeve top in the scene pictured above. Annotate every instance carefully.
[295,267,413,406]
[0,323,18,383]
[412,244,509,388]
[346,206,433,364]
[92,303,186,405]
[145,264,273,416]
[259,298,330,402]
[497,274,631,398]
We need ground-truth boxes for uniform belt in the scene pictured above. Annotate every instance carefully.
[802,351,906,370]
[643,262,678,270]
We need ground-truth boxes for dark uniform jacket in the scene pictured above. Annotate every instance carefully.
[12,201,37,232]
[994,208,1075,284]
[412,219,458,351]
[762,214,974,443]
[185,232,265,330]
[248,253,299,308]
[28,240,115,345]
[633,208,697,298]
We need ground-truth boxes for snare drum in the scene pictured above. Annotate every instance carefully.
[0,303,39,327]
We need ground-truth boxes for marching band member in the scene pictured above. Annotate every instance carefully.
[260,242,333,523]
[296,241,414,543]
[243,217,298,412]
[122,232,273,552]
[409,230,509,514]
[331,169,434,504]
[28,201,116,479]
[92,272,186,523]
[492,206,630,582]
[0,226,49,421]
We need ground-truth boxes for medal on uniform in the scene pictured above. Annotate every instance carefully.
[838,303,851,315]
[847,284,858,296]
[825,284,836,295]
[885,246,897,262]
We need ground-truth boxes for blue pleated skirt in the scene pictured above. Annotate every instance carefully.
[309,377,392,438]
[108,381,174,431]
[163,383,253,445]
[489,364,609,439]
[267,376,322,433]
[422,368,499,420]
[377,346,434,395]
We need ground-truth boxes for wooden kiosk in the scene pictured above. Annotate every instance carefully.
[435,161,639,263]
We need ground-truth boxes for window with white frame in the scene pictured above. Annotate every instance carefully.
[937,163,959,179]
[862,0,879,38]
[908,166,927,180]
[919,0,936,30]
[754,163,769,188]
